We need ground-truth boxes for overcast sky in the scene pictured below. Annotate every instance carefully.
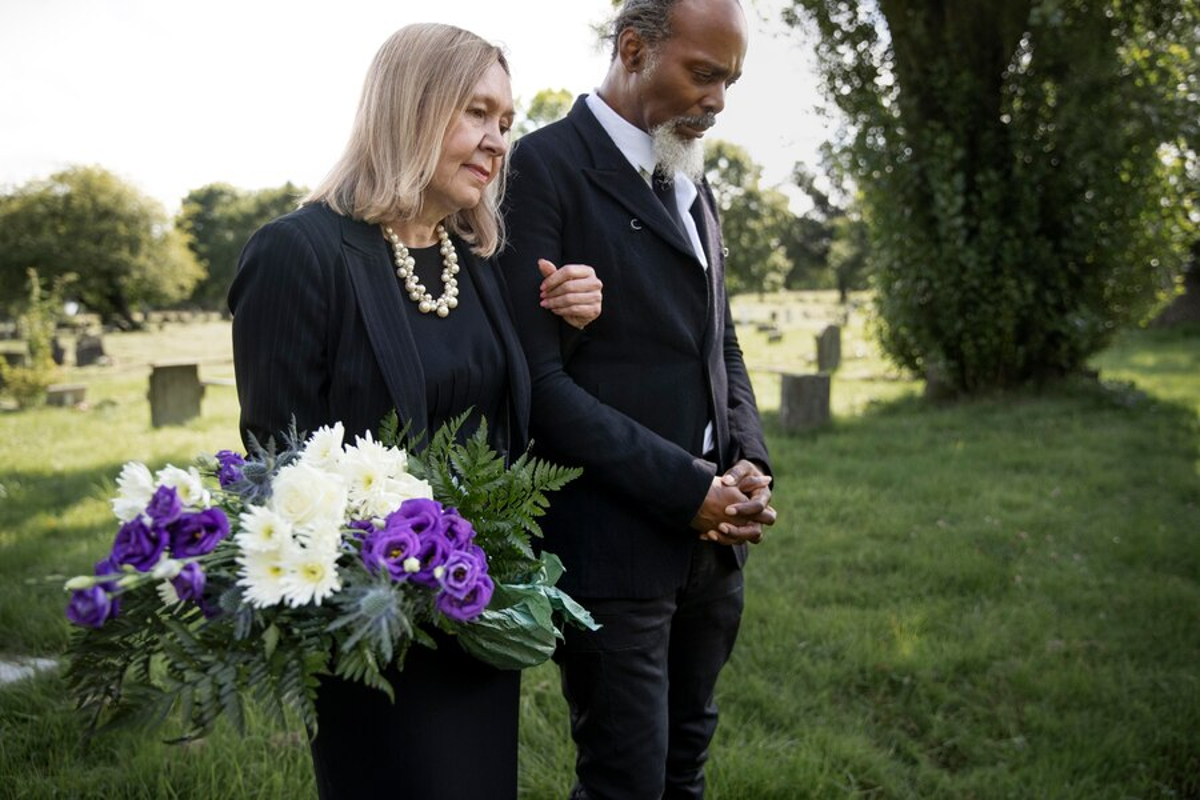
[0,0,827,215]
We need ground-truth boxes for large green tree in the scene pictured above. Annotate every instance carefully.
[0,166,203,329]
[176,182,304,309]
[514,88,574,138]
[704,140,795,296]
[785,0,1196,393]
[786,162,871,299]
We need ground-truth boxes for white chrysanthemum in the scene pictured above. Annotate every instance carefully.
[339,434,429,518]
[236,504,295,553]
[112,461,155,521]
[294,517,344,556]
[269,462,347,530]
[157,581,181,605]
[300,422,346,471]
[337,434,392,498]
[280,548,342,607]
[354,472,435,519]
[156,465,211,509]
[237,548,289,607]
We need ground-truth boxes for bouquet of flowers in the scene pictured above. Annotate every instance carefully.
[62,413,595,739]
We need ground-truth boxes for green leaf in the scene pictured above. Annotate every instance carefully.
[539,551,566,585]
[454,607,559,670]
[263,623,280,659]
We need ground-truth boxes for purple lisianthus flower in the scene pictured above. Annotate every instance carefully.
[442,508,475,549]
[94,555,120,584]
[466,543,487,567]
[111,517,167,572]
[438,548,487,600]
[145,485,182,526]
[171,561,207,603]
[388,498,447,538]
[436,573,494,622]
[167,508,230,557]
[361,526,422,582]
[66,586,116,628]
[215,450,245,488]
[347,519,375,539]
[409,531,452,589]
[91,557,123,617]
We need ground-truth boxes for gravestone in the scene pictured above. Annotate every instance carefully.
[149,361,204,427]
[816,325,841,373]
[75,334,106,367]
[0,348,25,388]
[46,383,86,407]
[780,373,831,432]
[51,337,65,366]
[1,350,26,369]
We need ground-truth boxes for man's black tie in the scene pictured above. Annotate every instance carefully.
[652,168,688,237]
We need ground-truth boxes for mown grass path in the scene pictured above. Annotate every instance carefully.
[1,307,1195,799]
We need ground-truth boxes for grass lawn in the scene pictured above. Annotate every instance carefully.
[0,303,1196,799]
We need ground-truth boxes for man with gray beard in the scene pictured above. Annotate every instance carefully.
[499,0,775,796]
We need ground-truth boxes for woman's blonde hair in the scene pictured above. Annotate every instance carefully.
[306,23,510,256]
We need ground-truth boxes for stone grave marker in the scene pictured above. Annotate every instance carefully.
[816,325,841,373]
[149,361,204,427]
[780,373,831,432]
[75,334,106,367]
[46,383,87,407]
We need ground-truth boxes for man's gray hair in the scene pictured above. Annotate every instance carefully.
[607,0,681,61]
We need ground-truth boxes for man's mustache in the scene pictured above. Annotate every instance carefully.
[674,112,717,131]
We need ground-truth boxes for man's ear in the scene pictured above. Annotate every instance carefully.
[617,28,648,73]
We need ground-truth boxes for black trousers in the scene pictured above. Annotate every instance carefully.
[310,632,520,800]
[558,541,744,800]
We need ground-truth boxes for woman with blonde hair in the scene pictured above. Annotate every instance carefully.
[229,23,601,799]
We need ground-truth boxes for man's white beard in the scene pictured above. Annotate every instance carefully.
[650,122,705,182]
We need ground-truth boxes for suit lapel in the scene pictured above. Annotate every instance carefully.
[581,167,699,260]
[338,215,430,442]
[567,99,702,263]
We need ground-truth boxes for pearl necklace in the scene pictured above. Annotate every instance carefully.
[383,223,460,318]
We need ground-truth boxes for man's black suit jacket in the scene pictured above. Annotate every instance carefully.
[229,203,531,455]
[500,97,770,599]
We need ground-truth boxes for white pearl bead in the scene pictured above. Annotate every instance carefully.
[383,221,459,318]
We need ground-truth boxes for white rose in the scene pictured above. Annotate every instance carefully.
[389,471,433,502]
[269,462,347,531]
